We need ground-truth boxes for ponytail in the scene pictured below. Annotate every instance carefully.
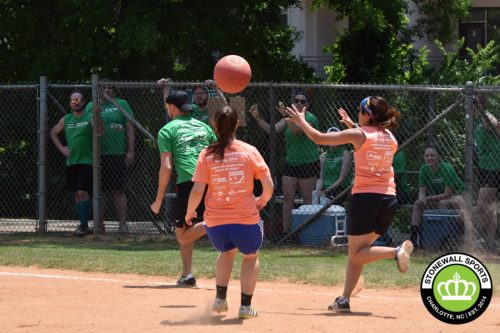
[207,106,238,161]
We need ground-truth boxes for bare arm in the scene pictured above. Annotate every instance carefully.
[286,105,365,149]
[150,152,173,214]
[255,173,274,210]
[248,104,286,134]
[325,150,352,194]
[185,182,207,225]
[49,117,70,158]
[125,121,135,166]
[316,152,326,192]
[417,187,427,201]
[158,78,172,109]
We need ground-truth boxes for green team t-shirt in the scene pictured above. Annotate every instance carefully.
[157,115,216,184]
[191,104,210,124]
[418,162,464,195]
[393,151,410,192]
[64,112,93,166]
[322,146,353,189]
[475,120,500,170]
[85,98,133,155]
[284,112,320,166]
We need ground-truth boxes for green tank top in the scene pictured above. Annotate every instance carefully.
[322,147,353,189]
[284,112,320,166]
[64,112,93,166]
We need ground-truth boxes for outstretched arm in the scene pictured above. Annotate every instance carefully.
[286,105,364,148]
[248,104,286,134]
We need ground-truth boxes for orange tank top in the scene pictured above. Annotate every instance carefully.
[352,126,397,195]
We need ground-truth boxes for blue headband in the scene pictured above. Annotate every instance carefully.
[360,96,375,119]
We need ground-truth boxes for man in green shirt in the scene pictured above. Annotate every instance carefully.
[50,91,93,237]
[191,85,211,124]
[85,82,135,234]
[151,89,217,286]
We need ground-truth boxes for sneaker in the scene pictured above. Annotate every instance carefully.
[177,273,196,287]
[238,305,258,319]
[396,240,414,273]
[328,296,351,313]
[212,298,228,313]
[73,225,92,237]
[118,223,129,234]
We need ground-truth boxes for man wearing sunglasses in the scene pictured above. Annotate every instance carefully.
[249,92,320,237]
[50,91,94,237]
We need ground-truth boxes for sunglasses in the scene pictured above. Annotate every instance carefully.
[70,98,83,103]
[294,98,307,104]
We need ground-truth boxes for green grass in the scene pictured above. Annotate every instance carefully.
[0,234,498,293]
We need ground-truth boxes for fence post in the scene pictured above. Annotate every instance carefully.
[91,74,103,232]
[268,84,278,239]
[464,82,475,198]
[37,76,48,233]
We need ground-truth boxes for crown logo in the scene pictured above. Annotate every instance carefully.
[437,272,476,301]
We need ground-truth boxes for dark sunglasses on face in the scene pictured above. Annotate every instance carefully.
[70,98,83,103]
[294,98,307,104]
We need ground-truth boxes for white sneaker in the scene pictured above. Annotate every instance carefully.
[238,305,258,319]
[397,240,414,273]
[212,298,228,313]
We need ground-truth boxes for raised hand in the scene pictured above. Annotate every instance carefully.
[285,104,306,124]
[338,108,355,129]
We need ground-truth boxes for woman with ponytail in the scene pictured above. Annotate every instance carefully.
[185,106,274,319]
[286,96,413,313]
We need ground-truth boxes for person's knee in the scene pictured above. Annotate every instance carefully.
[414,199,426,209]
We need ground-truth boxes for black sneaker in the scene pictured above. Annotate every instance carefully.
[177,273,196,287]
[73,225,92,237]
[328,296,351,313]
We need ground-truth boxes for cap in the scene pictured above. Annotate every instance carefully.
[165,90,192,112]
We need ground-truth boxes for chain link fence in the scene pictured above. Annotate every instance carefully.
[0,78,498,254]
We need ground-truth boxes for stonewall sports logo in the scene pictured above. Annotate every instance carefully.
[420,253,492,324]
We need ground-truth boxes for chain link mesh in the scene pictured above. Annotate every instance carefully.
[0,81,498,254]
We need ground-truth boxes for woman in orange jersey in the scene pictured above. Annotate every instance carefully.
[185,106,274,319]
[286,96,413,313]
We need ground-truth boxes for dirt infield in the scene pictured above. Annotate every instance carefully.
[0,266,498,333]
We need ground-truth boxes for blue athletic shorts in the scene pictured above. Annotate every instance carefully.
[205,221,264,254]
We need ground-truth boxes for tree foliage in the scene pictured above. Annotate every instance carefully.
[311,0,475,84]
[0,0,315,82]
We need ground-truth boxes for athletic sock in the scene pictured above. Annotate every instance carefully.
[241,293,253,307]
[77,199,91,226]
[216,285,228,300]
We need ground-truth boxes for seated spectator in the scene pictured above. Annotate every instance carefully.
[315,126,353,203]
[410,146,466,247]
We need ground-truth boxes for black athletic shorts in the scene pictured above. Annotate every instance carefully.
[174,181,206,228]
[66,164,93,193]
[348,193,397,236]
[478,168,500,190]
[283,160,320,179]
[101,155,127,191]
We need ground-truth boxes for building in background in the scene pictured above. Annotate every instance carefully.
[287,0,500,79]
